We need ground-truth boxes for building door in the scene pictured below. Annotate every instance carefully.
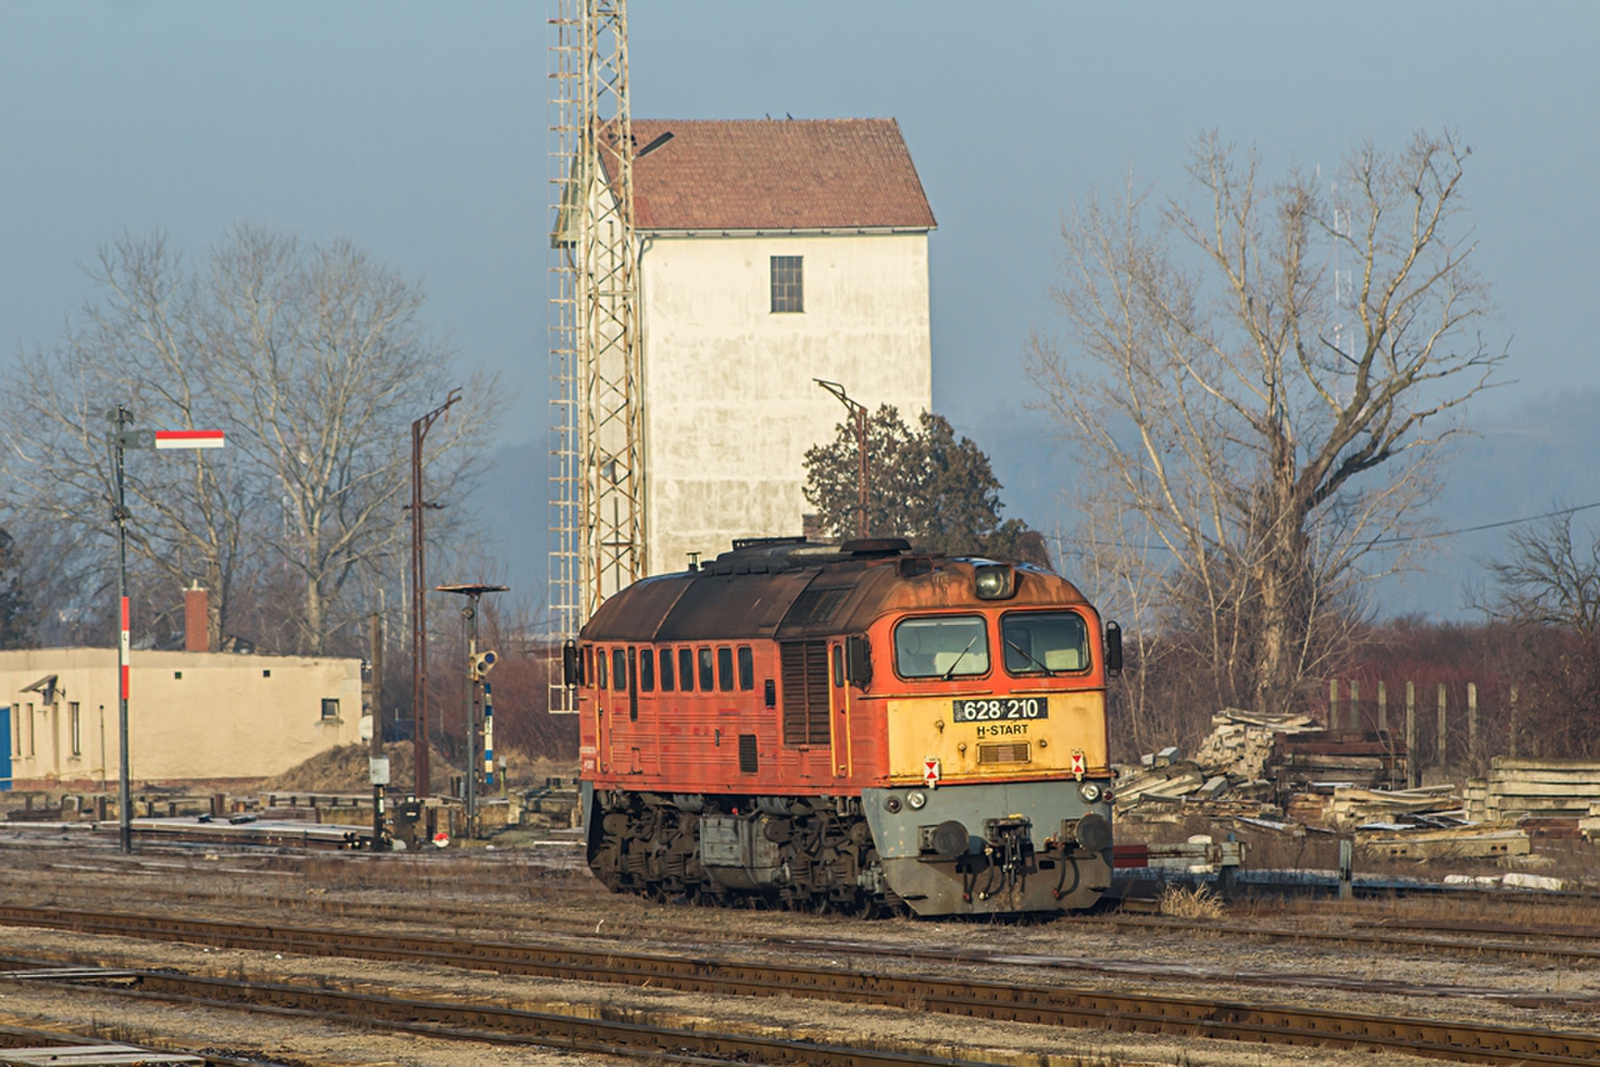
[0,705,10,792]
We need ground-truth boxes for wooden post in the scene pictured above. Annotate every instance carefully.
[1377,680,1388,732]
[1436,684,1448,771]
[1350,679,1360,730]
[1329,679,1339,730]
[1405,681,1417,788]
[1509,685,1519,759]
[1467,681,1478,773]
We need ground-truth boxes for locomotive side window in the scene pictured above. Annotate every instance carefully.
[698,647,715,692]
[596,647,609,689]
[1001,611,1090,675]
[717,647,734,691]
[894,615,990,678]
[659,647,675,691]
[737,646,754,690]
[678,647,695,692]
[583,646,594,687]
[831,644,845,687]
[612,648,628,692]
[639,646,655,691]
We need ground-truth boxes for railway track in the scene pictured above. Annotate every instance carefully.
[4,904,1600,1065]
[16,863,1600,973]
[0,959,980,1067]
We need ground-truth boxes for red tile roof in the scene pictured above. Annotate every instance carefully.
[627,118,936,233]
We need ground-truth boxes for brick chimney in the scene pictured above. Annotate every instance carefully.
[184,583,209,653]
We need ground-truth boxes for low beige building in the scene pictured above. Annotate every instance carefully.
[0,648,361,790]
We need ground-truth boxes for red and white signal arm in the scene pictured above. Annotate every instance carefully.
[1070,751,1087,781]
[923,757,941,788]
[155,429,225,449]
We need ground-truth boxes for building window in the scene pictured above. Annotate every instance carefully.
[10,705,18,756]
[27,702,34,757]
[321,698,340,721]
[70,702,81,757]
[770,255,803,313]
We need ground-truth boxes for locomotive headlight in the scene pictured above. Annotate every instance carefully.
[973,563,1016,599]
[1078,781,1103,804]
[907,790,927,810]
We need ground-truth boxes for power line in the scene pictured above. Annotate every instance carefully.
[1371,499,1600,546]
[1046,499,1600,558]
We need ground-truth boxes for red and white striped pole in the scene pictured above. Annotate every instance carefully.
[109,410,225,853]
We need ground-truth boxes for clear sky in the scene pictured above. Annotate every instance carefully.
[3,2,1596,618]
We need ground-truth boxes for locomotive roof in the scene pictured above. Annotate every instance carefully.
[580,538,1089,643]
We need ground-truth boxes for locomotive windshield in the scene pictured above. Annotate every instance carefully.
[1001,611,1090,675]
[894,615,990,678]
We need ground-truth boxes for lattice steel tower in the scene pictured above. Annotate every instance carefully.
[548,0,645,713]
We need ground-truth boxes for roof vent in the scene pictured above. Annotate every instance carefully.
[840,537,910,558]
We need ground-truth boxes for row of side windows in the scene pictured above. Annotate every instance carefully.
[583,644,755,694]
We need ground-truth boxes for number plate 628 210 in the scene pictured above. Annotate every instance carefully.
[952,697,1049,722]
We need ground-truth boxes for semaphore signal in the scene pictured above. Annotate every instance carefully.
[106,406,226,853]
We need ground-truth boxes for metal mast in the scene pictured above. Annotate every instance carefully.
[549,0,645,714]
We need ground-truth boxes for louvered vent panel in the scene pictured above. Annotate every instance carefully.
[780,640,832,747]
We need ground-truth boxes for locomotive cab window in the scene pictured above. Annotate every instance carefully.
[737,646,754,690]
[612,649,628,692]
[678,647,695,692]
[894,615,990,679]
[639,647,655,691]
[659,647,675,691]
[698,647,715,692]
[583,646,594,687]
[596,647,609,689]
[1001,611,1090,675]
[717,647,734,691]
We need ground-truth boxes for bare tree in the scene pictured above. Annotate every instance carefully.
[2,226,499,655]
[1473,511,1600,755]
[1027,131,1504,715]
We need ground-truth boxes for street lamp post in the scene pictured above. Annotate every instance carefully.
[814,379,870,539]
[435,582,505,838]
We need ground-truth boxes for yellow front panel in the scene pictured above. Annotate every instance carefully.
[884,691,1108,783]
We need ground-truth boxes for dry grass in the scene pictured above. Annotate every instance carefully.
[1158,883,1225,920]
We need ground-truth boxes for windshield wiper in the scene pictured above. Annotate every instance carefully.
[941,633,983,680]
[1005,637,1055,675]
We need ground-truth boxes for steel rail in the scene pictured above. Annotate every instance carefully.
[8,963,988,1067]
[2,905,1599,1064]
[16,872,1600,966]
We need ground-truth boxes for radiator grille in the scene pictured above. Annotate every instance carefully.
[977,742,1031,764]
[738,733,759,774]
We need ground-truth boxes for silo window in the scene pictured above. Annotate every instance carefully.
[770,256,803,313]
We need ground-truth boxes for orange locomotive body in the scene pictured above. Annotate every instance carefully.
[572,537,1120,916]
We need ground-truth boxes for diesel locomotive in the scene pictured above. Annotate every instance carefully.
[565,536,1122,916]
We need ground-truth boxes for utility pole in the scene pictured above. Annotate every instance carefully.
[104,409,225,853]
[814,379,870,538]
[407,389,461,799]
[436,583,505,838]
